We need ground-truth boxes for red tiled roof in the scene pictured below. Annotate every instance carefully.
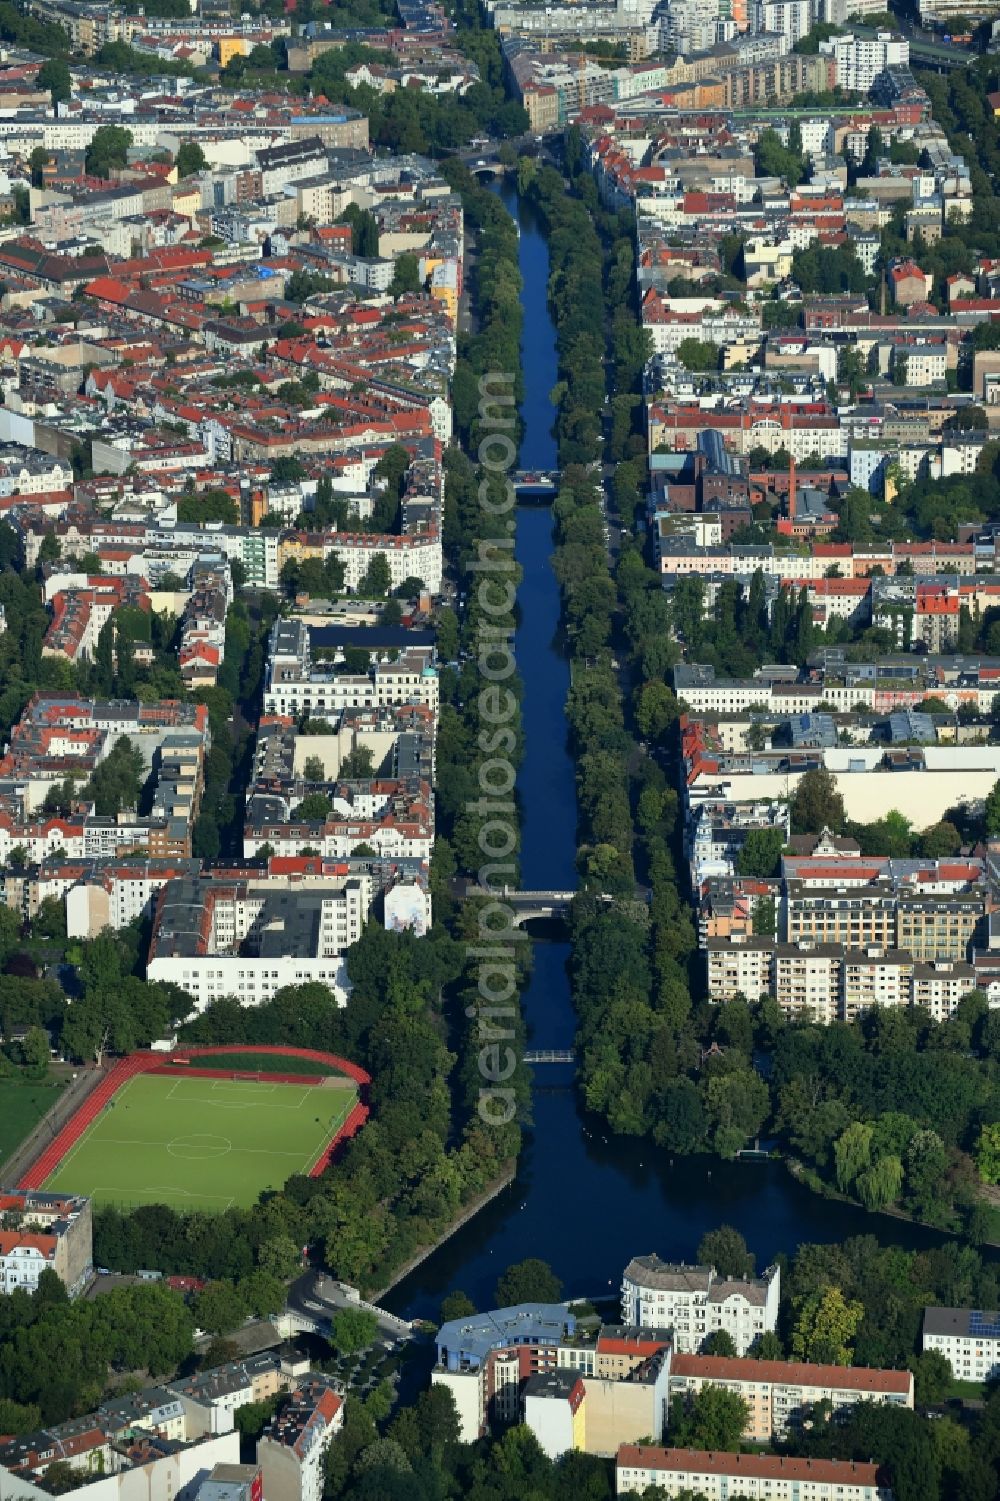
[670,1353,912,1393]
[616,1447,884,1486]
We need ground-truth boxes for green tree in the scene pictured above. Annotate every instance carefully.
[736,827,784,878]
[635,681,679,742]
[271,456,305,485]
[985,777,1000,837]
[855,1153,903,1210]
[496,1258,562,1306]
[976,1121,1000,1183]
[704,1068,769,1155]
[702,1330,738,1357]
[440,1291,476,1323]
[294,792,332,822]
[193,1280,248,1335]
[175,141,207,178]
[303,755,326,783]
[28,145,50,187]
[340,745,375,779]
[909,1349,952,1404]
[177,490,238,525]
[791,1286,864,1365]
[18,1025,51,1077]
[790,767,846,834]
[676,337,719,371]
[359,553,391,597]
[258,1235,302,1280]
[389,253,422,298]
[332,1307,379,1353]
[37,58,71,107]
[835,1120,873,1193]
[753,896,777,937]
[85,124,133,178]
[84,736,144,817]
[669,1384,749,1450]
[919,820,962,858]
[697,1226,755,1279]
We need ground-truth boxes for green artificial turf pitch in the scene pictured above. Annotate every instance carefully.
[42,1073,358,1210]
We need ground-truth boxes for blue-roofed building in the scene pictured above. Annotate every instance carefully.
[436,1304,577,1372]
[888,708,937,744]
[789,713,838,749]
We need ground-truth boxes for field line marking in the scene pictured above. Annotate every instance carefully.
[89,1184,236,1208]
[41,1081,138,1182]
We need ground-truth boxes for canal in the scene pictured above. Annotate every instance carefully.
[383,181,952,1321]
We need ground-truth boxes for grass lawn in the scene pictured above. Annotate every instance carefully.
[42,1073,358,1211]
[0,1076,65,1175]
[946,1376,988,1401]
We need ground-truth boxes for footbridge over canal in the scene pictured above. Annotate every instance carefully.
[451,878,577,922]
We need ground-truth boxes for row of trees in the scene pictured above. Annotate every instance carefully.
[190,595,278,861]
[529,148,705,1143]
[0,1272,193,1425]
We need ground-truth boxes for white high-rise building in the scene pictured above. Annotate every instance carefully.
[819,30,909,91]
[749,0,812,43]
[653,0,722,53]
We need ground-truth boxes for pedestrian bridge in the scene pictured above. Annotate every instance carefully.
[524,1049,575,1064]
[503,888,577,923]
[452,880,581,923]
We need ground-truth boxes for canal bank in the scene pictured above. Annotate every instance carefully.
[382,181,970,1323]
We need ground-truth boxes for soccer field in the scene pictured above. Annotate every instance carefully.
[42,1073,358,1211]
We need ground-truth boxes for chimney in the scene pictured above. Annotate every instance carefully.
[788,455,796,523]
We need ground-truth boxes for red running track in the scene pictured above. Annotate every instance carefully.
[17,1045,371,1192]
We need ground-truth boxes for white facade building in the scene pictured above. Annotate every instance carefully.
[922,1307,1000,1383]
[146,875,371,1009]
[616,1448,890,1500]
[620,1257,780,1355]
[749,0,812,44]
[256,1378,343,1501]
[820,31,909,92]
[263,620,439,720]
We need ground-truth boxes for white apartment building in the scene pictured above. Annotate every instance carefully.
[616,1448,890,1500]
[256,1378,343,1501]
[320,533,442,596]
[922,1307,1000,1383]
[0,1431,241,1501]
[774,944,845,1023]
[708,938,980,1020]
[655,0,721,53]
[891,341,947,387]
[820,31,908,92]
[263,620,439,720]
[146,875,371,1008]
[706,937,776,1006]
[170,1353,305,1440]
[749,0,812,43]
[620,1256,780,1356]
[0,1191,93,1296]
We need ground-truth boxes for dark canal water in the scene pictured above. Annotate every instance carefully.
[382,181,951,1321]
